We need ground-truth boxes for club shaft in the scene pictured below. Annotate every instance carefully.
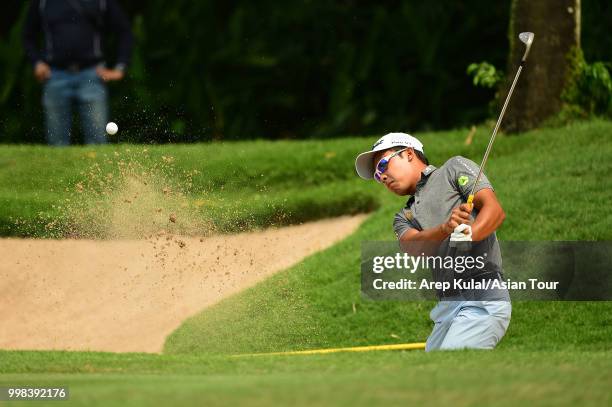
[469,63,524,199]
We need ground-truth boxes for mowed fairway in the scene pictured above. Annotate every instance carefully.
[1,120,611,405]
[1,350,609,406]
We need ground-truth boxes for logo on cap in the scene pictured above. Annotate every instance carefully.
[458,176,469,186]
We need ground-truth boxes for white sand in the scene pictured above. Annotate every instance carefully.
[0,214,367,353]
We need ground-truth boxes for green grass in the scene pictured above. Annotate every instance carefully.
[163,213,612,356]
[1,349,610,406]
[0,140,379,236]
[2,119,611,238]
[163,119,612,356]
[1,120,611,406]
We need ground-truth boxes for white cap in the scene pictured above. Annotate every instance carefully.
[354,132,424,180]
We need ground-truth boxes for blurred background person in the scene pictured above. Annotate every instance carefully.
[22,0,133,146]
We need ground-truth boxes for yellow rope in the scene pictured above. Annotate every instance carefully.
[233,342,426,357]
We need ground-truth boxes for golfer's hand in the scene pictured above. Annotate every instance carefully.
[34,61,51,82]
[96,67,125,82]
[441,203,473,235]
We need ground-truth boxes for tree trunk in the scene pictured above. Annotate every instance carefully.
[503,0,581,133]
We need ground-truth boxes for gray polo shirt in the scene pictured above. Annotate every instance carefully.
[393,156,509,300]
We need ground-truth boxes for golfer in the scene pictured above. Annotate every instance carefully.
[355,132,511,351]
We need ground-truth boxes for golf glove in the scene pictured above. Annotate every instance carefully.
[449,224,472,249]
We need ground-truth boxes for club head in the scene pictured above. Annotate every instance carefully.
[519,32,534,62]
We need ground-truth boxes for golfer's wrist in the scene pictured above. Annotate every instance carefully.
[439,223,452,236]
[469,224,485,242]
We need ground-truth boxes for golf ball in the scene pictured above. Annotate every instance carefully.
[106,122,118,135]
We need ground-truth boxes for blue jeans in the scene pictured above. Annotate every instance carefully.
[42,67,108,146]
[425,299,512,351]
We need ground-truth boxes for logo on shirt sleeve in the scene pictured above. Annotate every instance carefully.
[458,175,469,186]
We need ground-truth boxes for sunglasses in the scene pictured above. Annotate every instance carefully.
[373,148,408,183]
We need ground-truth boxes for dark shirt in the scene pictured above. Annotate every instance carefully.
[22,0,133,69]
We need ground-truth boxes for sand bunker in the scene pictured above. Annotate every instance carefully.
[0,214,367,353]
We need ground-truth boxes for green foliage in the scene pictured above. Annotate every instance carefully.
[573,61,612,114]
[582,0,612,62]
[2,1,514,143]
[467,61,504,89]
[0,6,41,143]
[559,47,612,122]
[3,1,612,142]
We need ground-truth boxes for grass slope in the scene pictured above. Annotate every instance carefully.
[0,139,379,236]
[164,120,612,355]
[2,119,610,238]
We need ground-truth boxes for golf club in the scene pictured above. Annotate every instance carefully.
[466,31,535,206]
